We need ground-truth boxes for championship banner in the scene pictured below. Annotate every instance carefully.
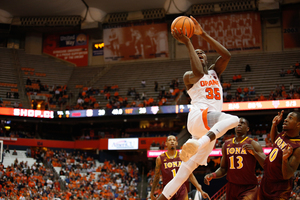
[192,12,262,52]
[103,22,169,62]
[43,33,89,67]
[282,4,300,49]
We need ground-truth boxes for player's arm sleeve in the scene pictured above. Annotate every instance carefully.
[282,148,300,179]
[151,155,162,195]
[251,140,266,168]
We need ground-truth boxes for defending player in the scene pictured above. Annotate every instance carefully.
[150,135,210,200]
[204,118,266,200]
[258,110,300,200]
[155,15,239,200]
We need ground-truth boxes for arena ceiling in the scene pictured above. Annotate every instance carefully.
[0,0,249,24]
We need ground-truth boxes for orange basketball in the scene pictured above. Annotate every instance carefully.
[171,16,195,38]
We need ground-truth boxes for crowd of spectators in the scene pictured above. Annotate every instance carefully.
[0,158,62,199]
[71,78,184,110]
[223,82,299,103]
[50,149,140,200]
[0,147,141,199]
[25,77,73,110]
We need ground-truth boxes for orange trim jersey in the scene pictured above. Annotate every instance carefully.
[224,137,258,185]
[187,70,223,112]
[259,133,300,199]
[160,151,188,200]
[264,132,300,181]
[160,151,185,186]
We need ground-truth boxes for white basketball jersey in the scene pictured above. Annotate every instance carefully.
[187,70,223,112]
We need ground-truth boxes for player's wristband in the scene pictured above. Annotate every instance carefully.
[212,172,217,178]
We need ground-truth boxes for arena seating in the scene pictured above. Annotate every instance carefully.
[221,50,300,97]
[1,48,300,110]
[2,150,36,168]
[0,48,20,107]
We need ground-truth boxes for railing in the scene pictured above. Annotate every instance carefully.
[211,183,227,200]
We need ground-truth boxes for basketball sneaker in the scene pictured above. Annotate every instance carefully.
[179,139,200,162]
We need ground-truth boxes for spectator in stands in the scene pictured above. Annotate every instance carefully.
[13,92,19,99]
[6,92,11,98]
[32,99,37,109]
[222,82,228,91]
[141,80,146,87]
[26,77,32,85]
[5,146,10,153]
[12,149,18,155]
[160,85,166,96]
[289,83,295,93]
[249,86,255,95]
[13,101,19,108]
[236,86,242,94]
[237,74,242,82]
[154,81,158,92]
[258,93,265,101]
[243,86,249,95]
[151,140,156,147]
[245,64,251,72]
[232,74,237,82]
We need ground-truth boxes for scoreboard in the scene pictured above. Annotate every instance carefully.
[0,99,299,119]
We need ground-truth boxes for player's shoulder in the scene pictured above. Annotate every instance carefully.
[224,138,233,144]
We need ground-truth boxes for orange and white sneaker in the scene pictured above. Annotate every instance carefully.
[180,139,199,162]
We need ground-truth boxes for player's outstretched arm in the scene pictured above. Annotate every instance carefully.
[204,143,227,185]
[190,16,231,77]
[171,28,204,78]
[150,156,162,200]
[282,145,300,179]
[242,140,266,168]
[189,174,211,200]
[270,110,284,143]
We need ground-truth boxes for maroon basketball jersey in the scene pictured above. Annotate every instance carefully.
[225,136,258,185]
[160,151,184,187]
[264,132,300,181]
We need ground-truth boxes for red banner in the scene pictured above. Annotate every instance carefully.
[192,12,262,52]
[282,4,300,49]
[103,22,169,61]
[43,33,89,66]
[1,137,165,150]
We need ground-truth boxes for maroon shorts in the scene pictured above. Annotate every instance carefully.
[226,182,258,200]
[258,176,292,200]
[170,184,188,200]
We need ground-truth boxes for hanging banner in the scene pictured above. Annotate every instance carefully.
[103,22,169,62]
[192,12,262,53]
[43,33,89,67]
[282,4,300,49]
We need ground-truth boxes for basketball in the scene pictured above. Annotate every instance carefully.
[171,16,195,38]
